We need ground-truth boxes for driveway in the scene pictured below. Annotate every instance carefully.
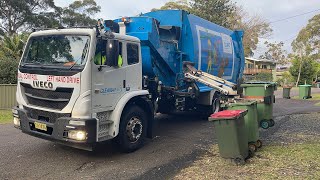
[0,88,319,180]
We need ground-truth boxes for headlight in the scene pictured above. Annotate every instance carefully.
[68,130,87,141]
[12,109,18,115]
[13,117,20,127]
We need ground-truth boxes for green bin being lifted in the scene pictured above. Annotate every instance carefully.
[299,84,312,99]
[227,100,261,151]
[209,110,253,165]
[241,82,277,129]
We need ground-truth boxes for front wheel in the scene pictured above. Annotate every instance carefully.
[117,105,147,153]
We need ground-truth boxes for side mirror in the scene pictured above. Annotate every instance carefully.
[106,39,119,67]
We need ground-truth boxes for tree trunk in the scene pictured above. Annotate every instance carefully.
[295,52,303,87]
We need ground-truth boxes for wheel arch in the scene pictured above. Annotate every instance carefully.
[109,90,154,138]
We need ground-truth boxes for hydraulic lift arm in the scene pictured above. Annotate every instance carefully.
[183,62,238,96]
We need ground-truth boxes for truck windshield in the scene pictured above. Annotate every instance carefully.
[21,35,90,68]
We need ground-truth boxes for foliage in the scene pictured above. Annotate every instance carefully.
[292,14,320,59]
[254,72,273,82]
[0,56,19,84]
[276,71,294,87]
[0,33,28,60]
[0,0,56,35]
[192,0,237,29]
[232,7,272,57]
[60,0,101,27]
[0,0,101,34]
[151,0,191,12]
[152,0,272,57]
[289,56,318,85]
[259,41,287,65]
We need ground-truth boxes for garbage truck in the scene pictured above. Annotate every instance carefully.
[12,10,245,152]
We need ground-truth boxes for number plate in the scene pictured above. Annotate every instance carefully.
[34,122,47,131]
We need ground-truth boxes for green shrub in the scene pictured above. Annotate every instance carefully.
[254,72,273,82]
[0,57,19,84]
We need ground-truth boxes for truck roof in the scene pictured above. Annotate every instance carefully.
[29,28,140,43]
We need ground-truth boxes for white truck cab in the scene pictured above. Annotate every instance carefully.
[13,28,154,152]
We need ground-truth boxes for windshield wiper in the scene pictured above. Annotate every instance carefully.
[69,58,82,70]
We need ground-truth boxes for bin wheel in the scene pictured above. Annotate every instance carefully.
[256,140,263,148]
[260,120,269,129]
[248,143,257,152]
[248,148,255,158]
[269,119,275,127]
[234,157,245,165]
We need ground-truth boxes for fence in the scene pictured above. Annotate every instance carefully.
[0,84,17,109]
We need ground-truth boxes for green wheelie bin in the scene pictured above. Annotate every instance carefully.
[241,82,277,129]
[282,86,291,99]
[227,100,262,151]
[209,110,254,165]
[299,84,312,99]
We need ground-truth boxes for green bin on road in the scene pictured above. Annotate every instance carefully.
[241,82,277,129]
[282,86,291,99]
[227,100,261,151]
[299,84,312,99]
[209,110,252,164]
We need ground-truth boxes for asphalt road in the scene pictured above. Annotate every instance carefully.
[1,88,320,180]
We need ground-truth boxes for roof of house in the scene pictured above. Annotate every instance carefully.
[245,57,276,64]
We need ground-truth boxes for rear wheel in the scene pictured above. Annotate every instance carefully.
[211,95,221,114]
[117,105,147,153]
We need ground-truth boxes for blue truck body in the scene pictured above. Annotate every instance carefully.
[115,10,245,93]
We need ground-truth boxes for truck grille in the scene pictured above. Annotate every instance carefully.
[24,106,71,123]
[21,83,73,110]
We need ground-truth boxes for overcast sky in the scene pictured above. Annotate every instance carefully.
[54,0,320,57]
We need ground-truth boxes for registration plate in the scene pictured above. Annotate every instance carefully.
[34,122,47,131]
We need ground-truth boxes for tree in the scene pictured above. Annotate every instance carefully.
[61,0,101,27]
[0,56,19,84]
[289,56,318,85]
[192,0,237,29]
[291,13,320,86]
[151,0,191,12]
[152,1,272,57]
[292,14,320,59]
[231,6,272,57]
[0,33,27,60]
[259,41,287,65]
[0,0,56,35]
[0,0,101,35]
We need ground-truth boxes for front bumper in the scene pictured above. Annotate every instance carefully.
[13,107,97,150]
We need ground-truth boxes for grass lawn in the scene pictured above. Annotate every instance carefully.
[293,93,320,101]
[0,110,12,124]
[175,140,320,179]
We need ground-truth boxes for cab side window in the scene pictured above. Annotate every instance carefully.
[94,39,107,65]
[127,43,139,65]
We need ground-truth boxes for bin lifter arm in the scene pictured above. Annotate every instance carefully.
[183,62,238,96]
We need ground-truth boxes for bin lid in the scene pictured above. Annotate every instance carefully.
[228,99,257,107]
[241,82,277,88]
[298,84,312,87]
[209,110,248,121]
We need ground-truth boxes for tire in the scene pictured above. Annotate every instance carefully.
[256,140,263,148]
[248,143,257,152]
[211,95,221,114]
[117,105,147,153]
[260,120,269,129]
[269,119,275,127]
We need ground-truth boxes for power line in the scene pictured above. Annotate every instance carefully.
[270,8,320,24]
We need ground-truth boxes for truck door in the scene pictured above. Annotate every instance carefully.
[92,39,126,112]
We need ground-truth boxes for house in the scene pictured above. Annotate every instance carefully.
[244,57,277,81]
